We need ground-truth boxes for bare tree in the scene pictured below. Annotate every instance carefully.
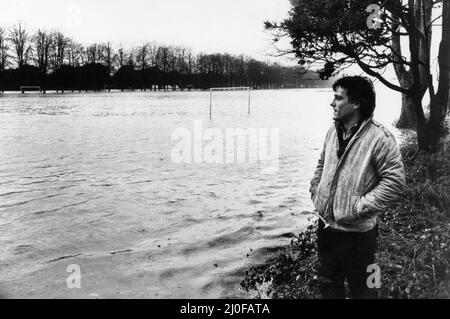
[135,43,149,70]
[9,22,32,69]
[66,39,83,67]
[147,42,160,68]
[186,50,194,75]
[167,46,178,73]
[55,32,68,66]
[156,46,170,72]
[77,45,87,66]
[32,29,52,74]
[174,46,188,74]
[100,42,115,75]
[115,45,127,70]
[0,27,9,71]
[126,49,135,67]
[49,31,69,71]
[86,44,99,64]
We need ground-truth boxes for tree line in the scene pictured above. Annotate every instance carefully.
[0,23,322,92]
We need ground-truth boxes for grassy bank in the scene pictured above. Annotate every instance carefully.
[241,135,450,299]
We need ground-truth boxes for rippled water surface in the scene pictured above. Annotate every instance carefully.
[0,88,402,298]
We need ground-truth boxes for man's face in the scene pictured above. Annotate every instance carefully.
[330,87,358,123]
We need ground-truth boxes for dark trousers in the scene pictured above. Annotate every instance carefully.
[317,220,379,299]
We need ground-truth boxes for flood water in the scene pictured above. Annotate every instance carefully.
[0,87,402,298]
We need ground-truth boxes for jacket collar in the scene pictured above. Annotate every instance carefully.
[335,119,362,140]
[353,116,373,139]
[334,116,373,168]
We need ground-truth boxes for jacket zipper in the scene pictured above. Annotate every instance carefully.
[326,119,372,221]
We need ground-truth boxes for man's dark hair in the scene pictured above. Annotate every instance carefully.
[332,76,376,120]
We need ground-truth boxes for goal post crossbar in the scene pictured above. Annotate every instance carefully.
[209,87,252,118]
[210,86,252,91]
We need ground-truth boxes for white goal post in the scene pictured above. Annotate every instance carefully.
[209,87,252,119]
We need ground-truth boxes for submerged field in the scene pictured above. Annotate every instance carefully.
[0,88,403,298]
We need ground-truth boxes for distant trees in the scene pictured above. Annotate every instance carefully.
[0,23,327,94]
[0,27,9,72]
[115,46,126,69]
[86,43,100,64]
[0,27,8,92]
[135,43,149,71]
[51,32,68,71]
[102,42,114,77]
[9,23,32,69]
[32,30,52,74]
[66,39,83,67]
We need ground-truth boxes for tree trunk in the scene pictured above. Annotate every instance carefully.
[416,121,428,151]
[396,94,416,128]
[390,8,416,129]
[412,96,430,150]
[424,112,444,150]
[423,0,450,150]
[411,95,443,151]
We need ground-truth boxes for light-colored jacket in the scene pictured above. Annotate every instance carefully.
[310,117,406,232]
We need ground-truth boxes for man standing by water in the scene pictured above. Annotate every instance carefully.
[309,76,406,299]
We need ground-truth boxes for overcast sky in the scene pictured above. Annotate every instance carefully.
[0,0,294,63]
